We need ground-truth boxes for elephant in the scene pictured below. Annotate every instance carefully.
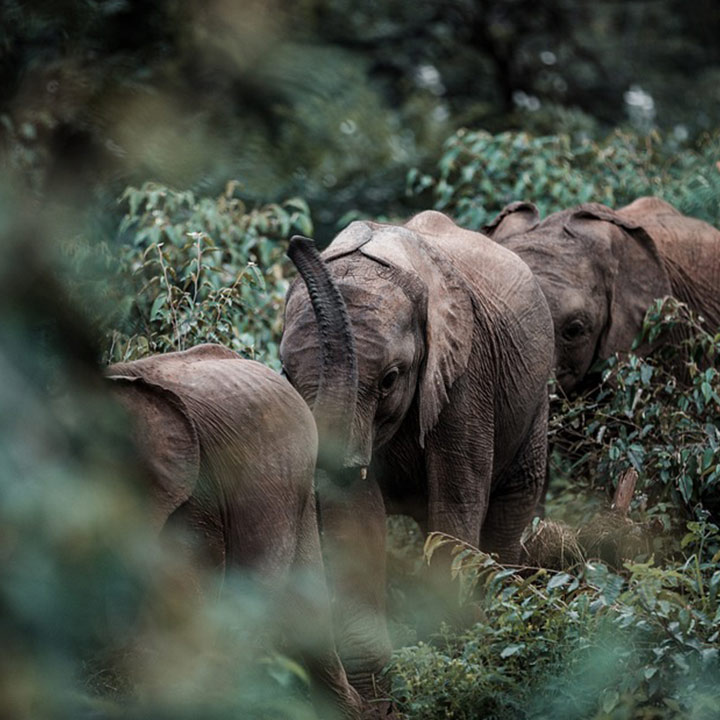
[280,210,555,696]
[484,196,720,394]
[106,343,364,720]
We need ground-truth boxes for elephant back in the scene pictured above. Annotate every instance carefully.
[108,345,319,572]
[110,345,318,485]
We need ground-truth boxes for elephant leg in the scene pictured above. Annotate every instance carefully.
[480,399,548,565]
[164,488,226,573]
[288,487,365,720]
[316,469,393,703]
[421,423,494,629]
[425,419,494,545]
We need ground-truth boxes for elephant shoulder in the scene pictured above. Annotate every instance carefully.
[404,210,460,236]
[618,196,683,219]
[405,209,514,266]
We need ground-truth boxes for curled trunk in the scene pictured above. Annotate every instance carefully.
[287,236,359,470]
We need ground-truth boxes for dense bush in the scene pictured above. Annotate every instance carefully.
[104,181,311,368]
[549,298,720,535]
[390,525,720,720]
[388,300,720,719]
[408,128,720,229]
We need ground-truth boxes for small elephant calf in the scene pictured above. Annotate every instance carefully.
[107,343,363,719]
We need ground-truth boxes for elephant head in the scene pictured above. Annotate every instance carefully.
[281,217,473,474]
[485,201,672,394]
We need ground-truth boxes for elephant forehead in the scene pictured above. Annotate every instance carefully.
[505,230,602,279]
[285,272,412,341]
[282,269,415,377]
[545,282,602,320]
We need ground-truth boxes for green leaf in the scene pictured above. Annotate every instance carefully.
[601,689,619,713]
[547,572,572,591]
[499,644,525,659]
[150,294,165,321]
[640,364,654,385]
[678,474,693,504]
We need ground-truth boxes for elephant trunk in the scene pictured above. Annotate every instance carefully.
[287,236,359,471]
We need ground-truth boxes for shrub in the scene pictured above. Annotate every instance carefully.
[407,128,720,230]
[390,527,720,719]
[549,298,720,536]
[104,181,312,368]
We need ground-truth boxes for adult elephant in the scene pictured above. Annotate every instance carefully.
[107,343,364,720]
[484,197,720,394]
[280,211,555,697]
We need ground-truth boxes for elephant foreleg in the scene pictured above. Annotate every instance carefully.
[422,422,494,627]
[425,424,494,545]
[480,399,548,564]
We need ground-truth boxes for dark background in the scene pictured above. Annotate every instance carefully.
[3,0,719,235]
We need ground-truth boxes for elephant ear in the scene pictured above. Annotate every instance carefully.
[569,203,672,358]
[108,375,200,532]
[358,223,474,446]
[285,220,375,305]
[322,220,375,262]
[483,201,540,241]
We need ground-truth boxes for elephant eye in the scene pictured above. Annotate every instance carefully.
[380,367,400,393]
[562,319,587,341]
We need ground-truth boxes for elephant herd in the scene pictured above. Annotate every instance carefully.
[108,197,720,718]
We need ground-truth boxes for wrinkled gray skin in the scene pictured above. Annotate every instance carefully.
[485,197,720,394]
[280,211,554,695]
[107,344,364,720]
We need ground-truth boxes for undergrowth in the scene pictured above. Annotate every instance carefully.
[389,299,720,719]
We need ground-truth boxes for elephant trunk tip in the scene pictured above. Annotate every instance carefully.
[288,235,316,260]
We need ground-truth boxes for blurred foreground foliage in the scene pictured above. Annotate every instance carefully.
[0,200,332,720]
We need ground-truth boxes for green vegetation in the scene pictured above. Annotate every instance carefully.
[409,128,720,229]
[388,300,720,719]
[3,2,720,718]
[390,519,720,719]
[104,181,310,367]
[549,298,720,533]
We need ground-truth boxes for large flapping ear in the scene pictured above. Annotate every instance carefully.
[358,220,474,446]
[569,203,672,359]
[107,375,200,532]
[482,201,540,241]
